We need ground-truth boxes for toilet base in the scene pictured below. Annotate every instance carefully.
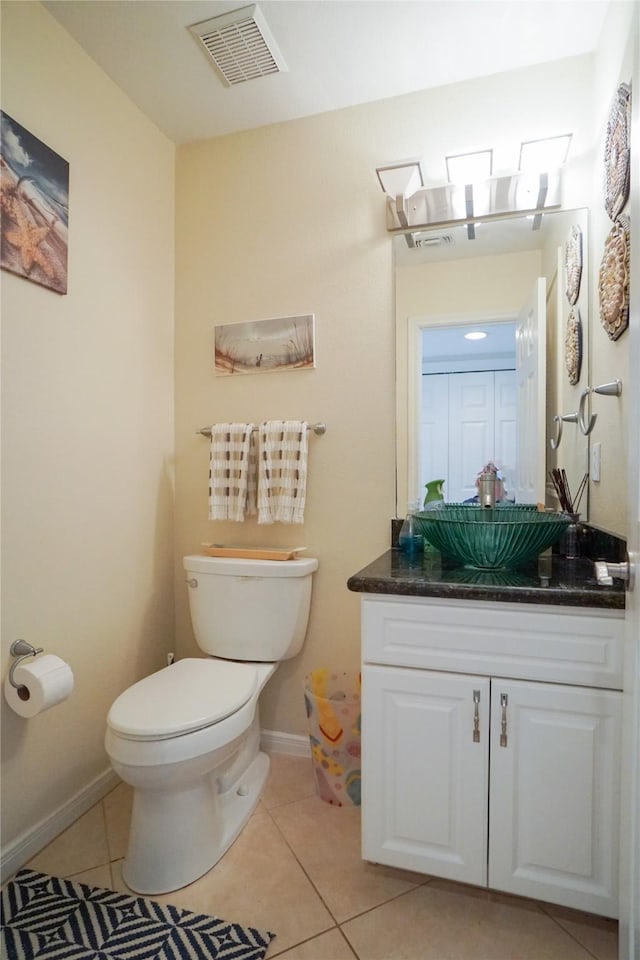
[122,750,271,895]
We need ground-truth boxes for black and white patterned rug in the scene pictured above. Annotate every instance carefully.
[1,869,275,960]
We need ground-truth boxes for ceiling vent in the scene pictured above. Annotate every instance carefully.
[414,235,455,248]
[190,4,287,87]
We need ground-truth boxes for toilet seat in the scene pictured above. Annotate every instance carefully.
[107,658,258,741]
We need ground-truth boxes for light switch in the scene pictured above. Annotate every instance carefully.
[591,442,601,482]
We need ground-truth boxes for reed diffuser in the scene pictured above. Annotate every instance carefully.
[549,469,588,558]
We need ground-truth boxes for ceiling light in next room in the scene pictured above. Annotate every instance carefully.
[464,331,488,341]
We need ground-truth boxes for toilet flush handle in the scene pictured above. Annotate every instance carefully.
[185,578,198,588]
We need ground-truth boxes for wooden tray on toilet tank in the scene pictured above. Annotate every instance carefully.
[202,544,307,561]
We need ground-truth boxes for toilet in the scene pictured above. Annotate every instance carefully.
[105,554,318,895]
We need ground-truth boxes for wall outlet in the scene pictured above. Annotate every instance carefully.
[167,652,175,665]
[591,442,601,483]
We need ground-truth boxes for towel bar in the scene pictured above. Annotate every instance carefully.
[197,422,326,438]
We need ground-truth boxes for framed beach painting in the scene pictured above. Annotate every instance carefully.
[0,111,69,294]
[214,313,316,376]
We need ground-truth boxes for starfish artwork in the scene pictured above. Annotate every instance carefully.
[1,111,69,293]
[5,204,55,279]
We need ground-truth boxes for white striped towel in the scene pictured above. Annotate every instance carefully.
[258,420,309,524]
[208,423,257,521]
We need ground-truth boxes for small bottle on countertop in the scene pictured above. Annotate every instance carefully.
[559,513,582,559]
[398,500,423,557]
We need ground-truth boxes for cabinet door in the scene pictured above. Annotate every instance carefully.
[362,665,489,884]
[489,679,621,917]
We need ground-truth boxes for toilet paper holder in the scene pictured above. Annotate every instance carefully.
[8,639,44,689]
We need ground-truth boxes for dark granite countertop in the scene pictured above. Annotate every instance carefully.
[347,549,625,610]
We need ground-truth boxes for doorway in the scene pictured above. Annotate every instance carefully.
[418,321,516,505]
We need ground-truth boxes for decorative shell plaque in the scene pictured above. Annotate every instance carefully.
[598,214,630,341]
[564,307,582,385]
[564,224,583,305]
[603,82,631,221]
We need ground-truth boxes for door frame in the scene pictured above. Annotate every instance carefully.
[514,277,547,504]
[619,8,640,957]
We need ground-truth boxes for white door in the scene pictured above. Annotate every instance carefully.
[420,374,449,503]
[620,13,640,957]
[514,278,546,504]
[361,665,489,884]
[449,372,495,502]
[421,370,516,503]
[494,370,517,498]
[489,679,621,917]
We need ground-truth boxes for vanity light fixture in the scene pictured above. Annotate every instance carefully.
[376,160,424,242]
[464,331,487,341]
[518,136,571,230]
[380,165,561,239]
[445,149,493,184]
[376,160,424,200]
[444,152,493,240]
[518,134,572,172]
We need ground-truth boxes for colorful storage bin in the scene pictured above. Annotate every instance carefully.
[304,669,361,806]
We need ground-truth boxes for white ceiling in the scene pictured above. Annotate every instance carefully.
[423,321,516,364]
[42,0,611,145]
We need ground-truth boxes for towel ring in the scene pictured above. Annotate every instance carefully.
[578,388,597,435]
[594,379,623,397]
[578,380,622,435]
[549,412,578,450]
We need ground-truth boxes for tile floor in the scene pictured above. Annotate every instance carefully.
[20,752,617,959]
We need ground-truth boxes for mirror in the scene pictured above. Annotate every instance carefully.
[395,207,589,518]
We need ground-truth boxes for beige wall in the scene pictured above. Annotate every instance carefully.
[586,1,635,536]
[543,208,591,513]
[1,2,175,858]
[174,116,395,733]
[174,56,594,738]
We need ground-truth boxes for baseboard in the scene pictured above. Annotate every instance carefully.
[260,729,311,758]
[0,767,119,885]
[1,736,308,884]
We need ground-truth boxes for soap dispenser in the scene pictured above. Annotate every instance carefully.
[398,500,423,557]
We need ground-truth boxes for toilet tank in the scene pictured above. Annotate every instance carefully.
[182,555,318,662]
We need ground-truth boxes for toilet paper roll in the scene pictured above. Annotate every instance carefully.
[4,655,74,718]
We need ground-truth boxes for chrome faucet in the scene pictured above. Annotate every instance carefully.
[478,472,497,509]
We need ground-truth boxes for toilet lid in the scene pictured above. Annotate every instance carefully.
[107,658,258,740]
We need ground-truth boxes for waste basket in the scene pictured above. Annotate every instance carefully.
[304,669,361,806]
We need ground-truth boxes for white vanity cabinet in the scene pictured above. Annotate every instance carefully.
[361,594,624,917]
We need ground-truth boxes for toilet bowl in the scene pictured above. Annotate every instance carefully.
[105,554,318,894]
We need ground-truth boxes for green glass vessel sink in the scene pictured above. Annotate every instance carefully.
[414,504,571,570]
